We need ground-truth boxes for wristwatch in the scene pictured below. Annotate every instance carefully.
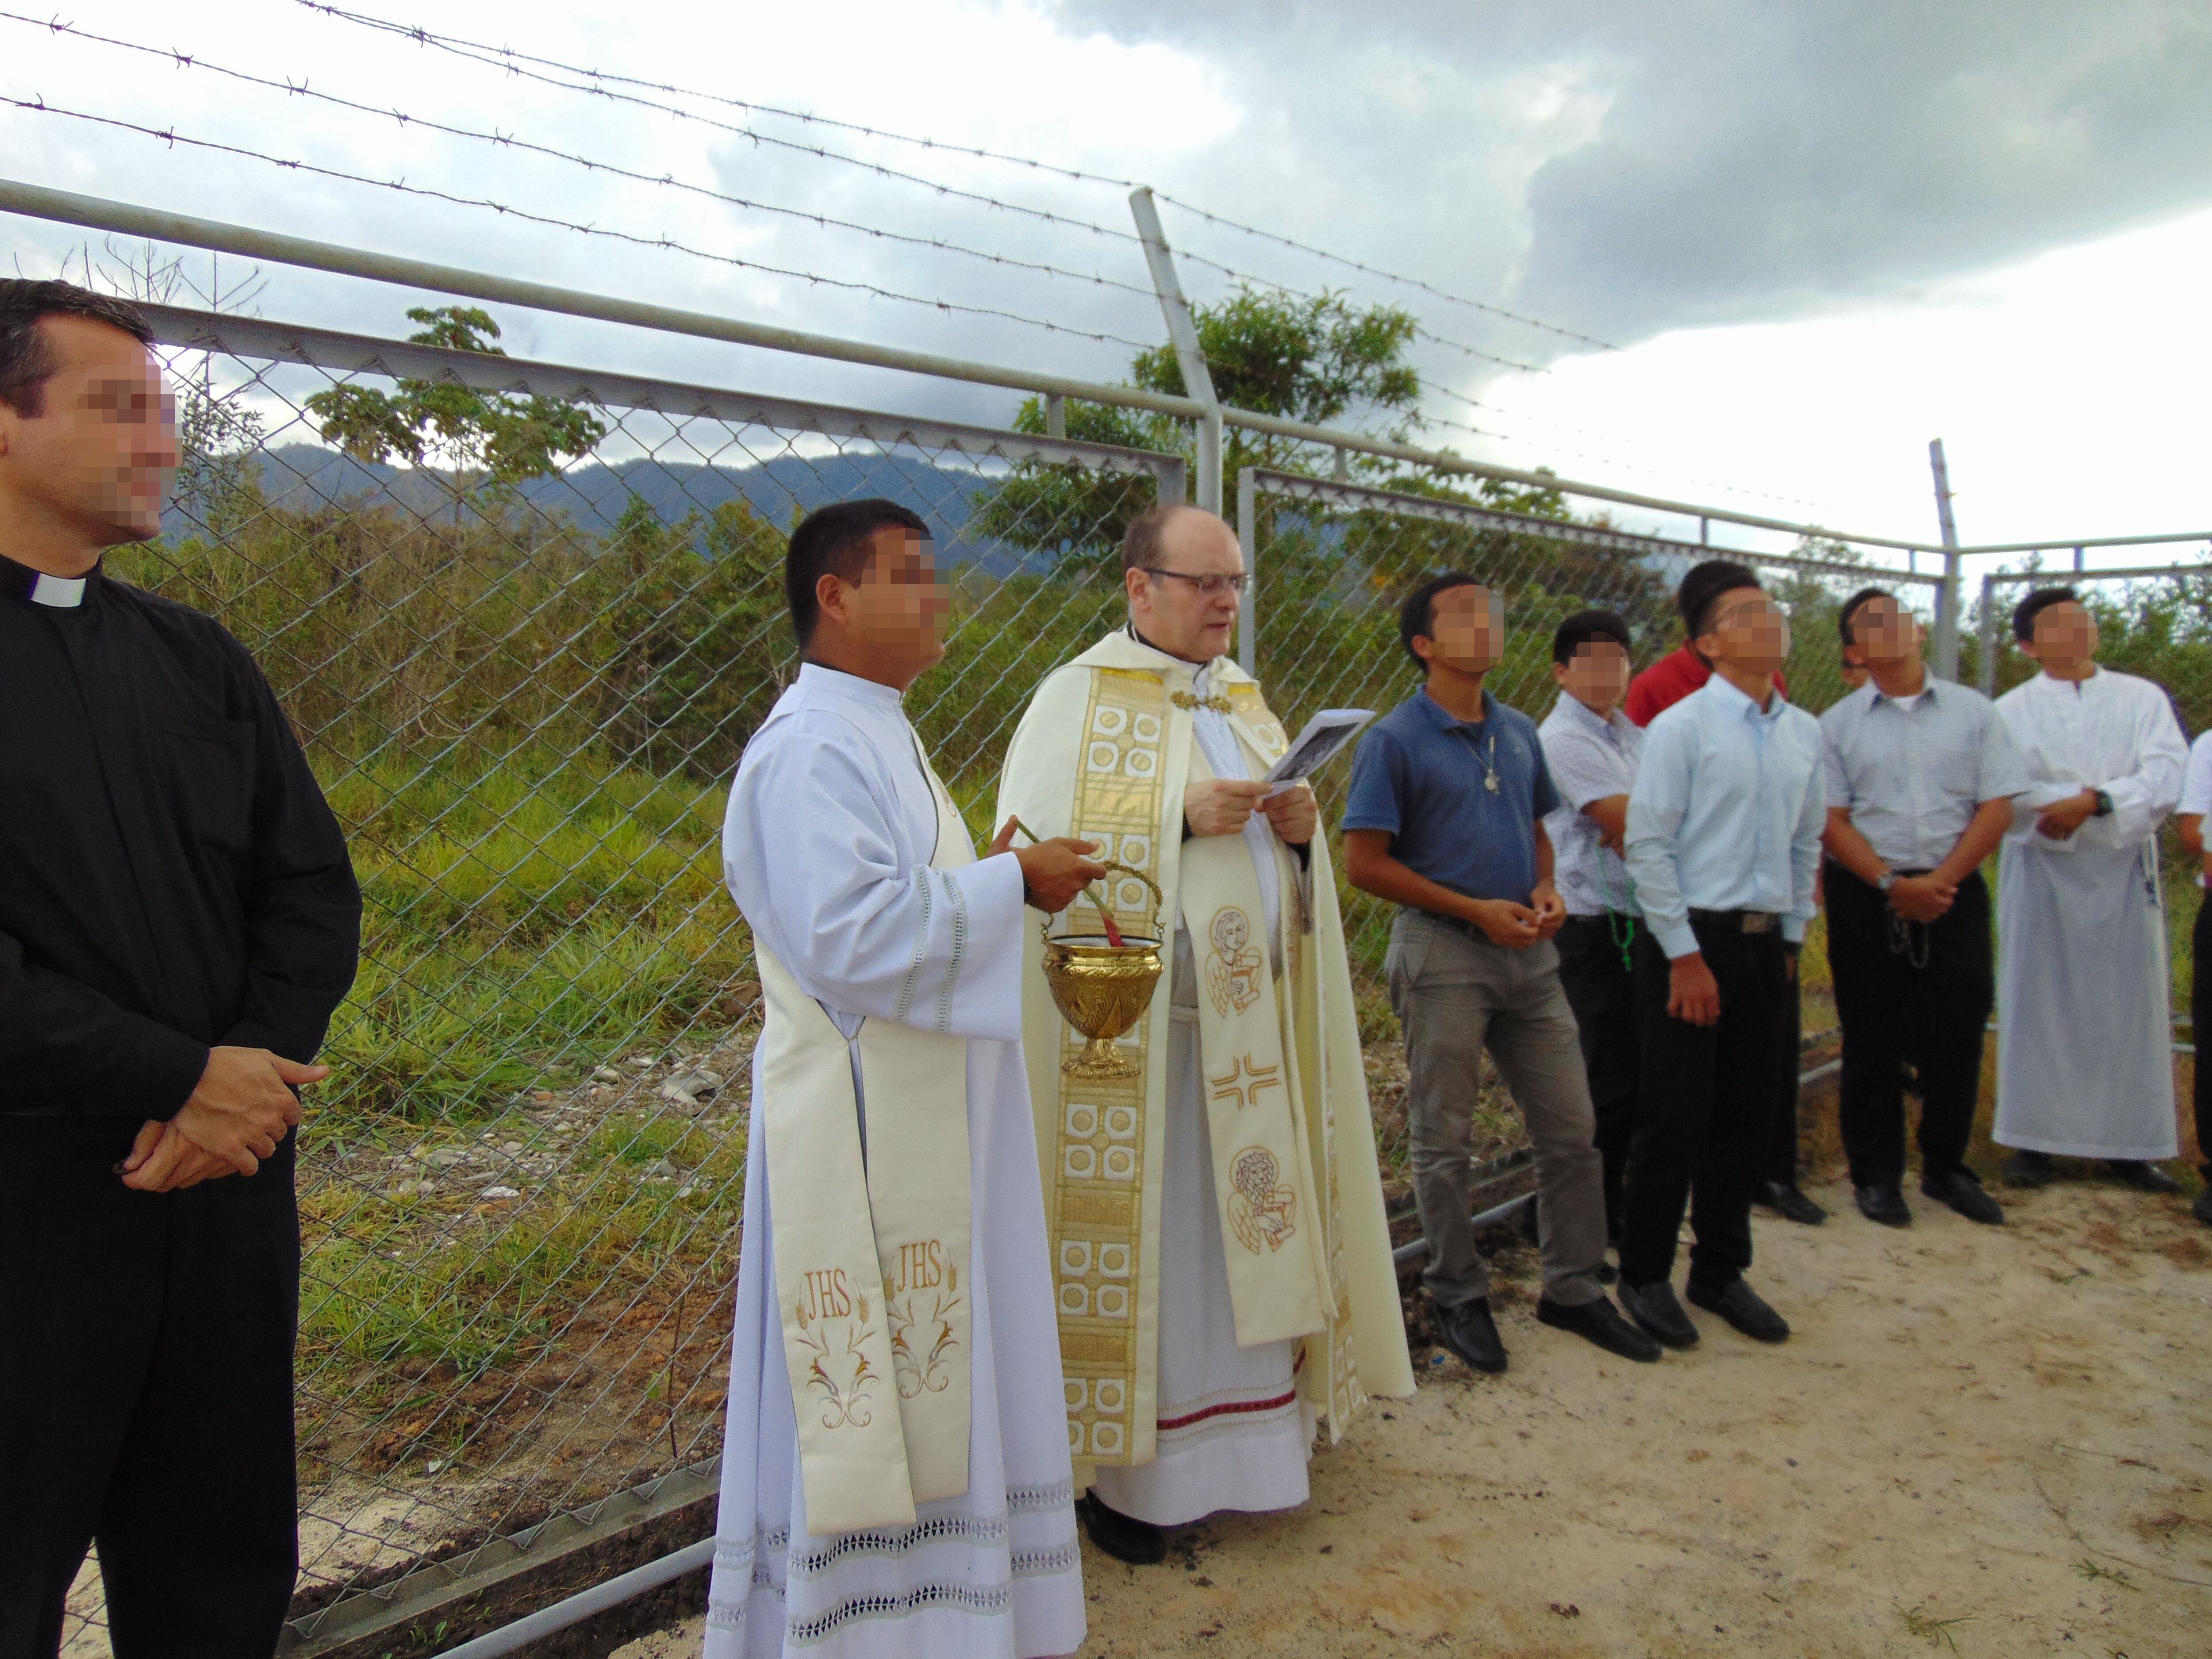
[1876,870,1899,894]
[2092,788,2115,818]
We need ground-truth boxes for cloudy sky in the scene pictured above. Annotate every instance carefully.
[4,0,2208,570]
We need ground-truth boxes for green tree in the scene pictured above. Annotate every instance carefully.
[972,286,1421,565]
[303,306,608,495]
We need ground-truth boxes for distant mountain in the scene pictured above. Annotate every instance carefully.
[169,445,1061,571]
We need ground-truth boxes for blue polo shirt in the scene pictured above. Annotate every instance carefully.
[1343,687,1560,905]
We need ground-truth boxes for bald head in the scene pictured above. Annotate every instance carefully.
[1122,504,1243,664]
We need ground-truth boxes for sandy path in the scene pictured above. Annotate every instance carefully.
[620,1175,2210,1658]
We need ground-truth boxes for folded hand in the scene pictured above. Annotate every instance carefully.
[170,1045,326,1176]
[119,1117,246,1192]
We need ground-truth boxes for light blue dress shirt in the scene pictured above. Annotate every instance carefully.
[1624,673,1826,959]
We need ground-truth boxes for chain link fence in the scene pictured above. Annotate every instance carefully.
[60,301,2195,1652]
[1239,468,1948,1202]
[65,305,1185,1653]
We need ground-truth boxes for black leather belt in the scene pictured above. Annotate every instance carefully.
[1688,907,1783,935]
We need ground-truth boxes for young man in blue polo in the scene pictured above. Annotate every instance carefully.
[1343,573,1659,1375]
[1619,572,1823,1348]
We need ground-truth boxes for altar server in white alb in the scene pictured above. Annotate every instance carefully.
[1993,586,2189,1194]
[707,499,1108,1659]
[997,503,1414,1568]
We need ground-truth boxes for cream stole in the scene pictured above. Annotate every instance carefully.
[1179,771,1331,1347]
[756,757,975,1536]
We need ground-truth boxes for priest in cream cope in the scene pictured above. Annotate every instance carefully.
[707,500,1107,1658]
[997,503,1415,1566]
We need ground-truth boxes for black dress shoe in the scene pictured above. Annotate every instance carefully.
[1686,1277,1790,1343]
[1617,1278,1700,1349]
[2106,1160,2182,1194]
[1921,1167,2005,1225]
[1434,1296,1508,1374]
[2001,1149,2054,1188]
[1759,1181,1829,1225]
[1078,1493,1166,1565]
[2193,1188,2212,1227]
[1853,1183,1912,1227]
[1537,1294,1663,1363]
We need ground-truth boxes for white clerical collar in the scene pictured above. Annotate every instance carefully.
[0,555,94,609]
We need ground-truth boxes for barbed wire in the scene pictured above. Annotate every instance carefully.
[12,6,1554,380]
[0,93,1167,352]
[296,1,1582,370]
[1156,198,1619,353]
[0,12,1177,316]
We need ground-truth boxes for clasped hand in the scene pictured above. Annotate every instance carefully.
[990,818,1109,912]
[1886,872,1956,922]
[1462,881,1565,949]
[2035,788,2101,841]
[119,1045,329,1193]
[1184,778,1315,843]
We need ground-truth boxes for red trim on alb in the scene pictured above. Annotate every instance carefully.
[1156,1388,1299,1433]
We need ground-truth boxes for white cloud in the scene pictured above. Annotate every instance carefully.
[1468,205,2212,559]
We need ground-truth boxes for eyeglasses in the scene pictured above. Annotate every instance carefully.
[1141,568,1248,597]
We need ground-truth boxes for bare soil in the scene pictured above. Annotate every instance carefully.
[617,1174,2211,1659]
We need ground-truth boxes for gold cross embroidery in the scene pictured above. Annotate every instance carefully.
[1210,1053,1285,1112]
[1171,689,1233,714]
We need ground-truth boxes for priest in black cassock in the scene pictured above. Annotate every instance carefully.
[0,281,361,1656]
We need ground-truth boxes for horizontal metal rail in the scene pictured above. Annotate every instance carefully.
[1,179,1211,416]
[16,181,2208,571]
[1979,562,2212,587]
[137,302,1190,495]
[0,178,1962,554]
[1957,531,2212,558]
[432,1538,714,1659]
[1248,469,1947,580]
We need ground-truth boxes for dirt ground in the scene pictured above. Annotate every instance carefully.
[617,1173,2210,1659]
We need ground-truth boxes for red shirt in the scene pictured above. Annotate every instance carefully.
[1624,643,1787,728]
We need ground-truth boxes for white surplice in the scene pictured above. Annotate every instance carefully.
[1993,666,2187,1161]
[707,665,1084,1659]
[1085,656,1313,1528]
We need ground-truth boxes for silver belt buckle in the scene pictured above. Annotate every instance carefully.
[1740,910,1776,934]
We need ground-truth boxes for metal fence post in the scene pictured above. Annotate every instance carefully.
[1978,573,1999,697]
[1128,186,1222,517]
[1928,438,1962,680]
[1045,394,1065,439]
[1237,466,1258,676]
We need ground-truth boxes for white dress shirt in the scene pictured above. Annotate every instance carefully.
[1624,674,1826,959]
[1537,693,1643,918]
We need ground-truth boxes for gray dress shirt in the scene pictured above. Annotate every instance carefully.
[1817,676,2029,870]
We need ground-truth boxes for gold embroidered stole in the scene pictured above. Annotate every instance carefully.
[757,757,975,1535]
[1044,664,1333,1463]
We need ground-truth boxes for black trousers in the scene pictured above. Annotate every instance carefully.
[2193,897,2212,1181]
[1555,913,1640,1241]
[1825,862,1993,1187]
[1765,953,1803,1188]
[0,1118,300,1659]
[1619,922,1794,1289]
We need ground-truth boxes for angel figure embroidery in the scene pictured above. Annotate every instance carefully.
[1226,1147,1298,1255]
[1205,906,1263,1017]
